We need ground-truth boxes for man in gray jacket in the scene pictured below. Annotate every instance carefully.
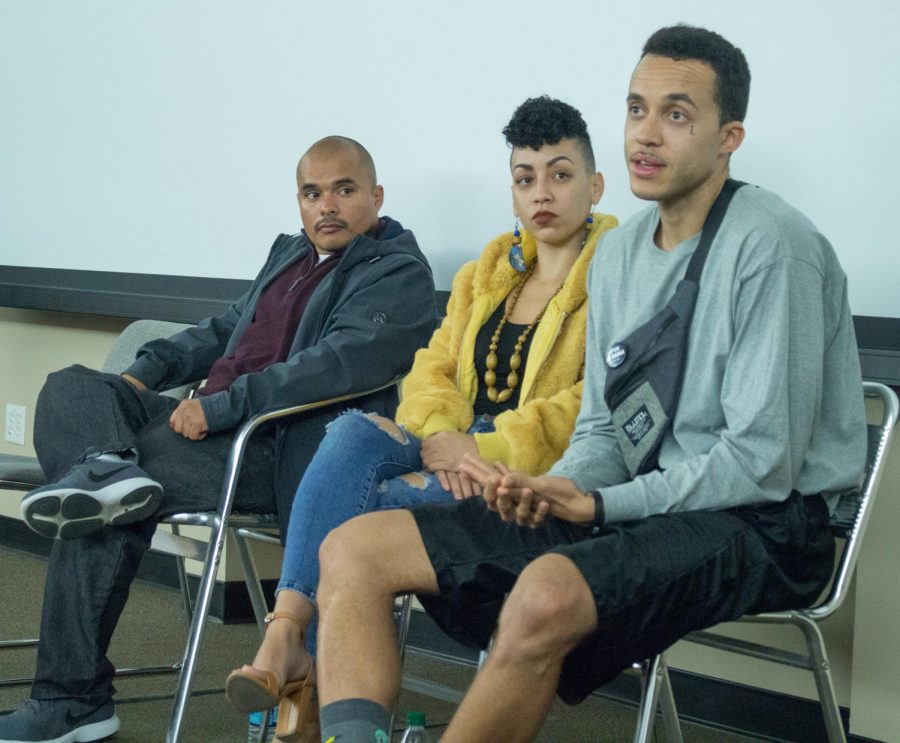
[2,136,436,743]
[308,29,867,743]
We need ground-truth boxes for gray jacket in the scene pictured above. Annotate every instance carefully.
[126,216,437,531]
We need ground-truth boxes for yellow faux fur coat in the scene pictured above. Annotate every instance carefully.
[396,212,618,474]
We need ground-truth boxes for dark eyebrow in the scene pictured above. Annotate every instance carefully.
[627,92,697,110]
[301,177,358,192]
[513,155,574,172]
[665,92,698,109]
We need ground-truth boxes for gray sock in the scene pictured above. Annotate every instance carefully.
[319,698,392,742]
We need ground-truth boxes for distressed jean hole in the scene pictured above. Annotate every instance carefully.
[398,472,429,490]
[362,412,408,444]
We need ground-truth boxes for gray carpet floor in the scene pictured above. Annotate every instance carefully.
[0,547,759,742]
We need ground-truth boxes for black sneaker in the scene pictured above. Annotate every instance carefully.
[0,698,120,743]
[20,458,162,540]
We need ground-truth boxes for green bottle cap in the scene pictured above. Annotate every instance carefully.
[406,710,427,727]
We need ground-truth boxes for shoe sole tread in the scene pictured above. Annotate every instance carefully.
[21,480,162,541]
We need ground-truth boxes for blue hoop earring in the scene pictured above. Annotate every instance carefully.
[508,218,526,272]
[586,213,594,225]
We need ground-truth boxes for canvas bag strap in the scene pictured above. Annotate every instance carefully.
[683,178,746,285]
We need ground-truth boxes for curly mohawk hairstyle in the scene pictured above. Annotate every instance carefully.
[503,96,595,172]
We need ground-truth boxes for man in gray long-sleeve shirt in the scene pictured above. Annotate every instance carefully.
[309,27,867,743]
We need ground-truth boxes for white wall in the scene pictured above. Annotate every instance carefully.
[2,0,898,318]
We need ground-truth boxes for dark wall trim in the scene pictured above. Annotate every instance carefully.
[0,266,455,325]
[0,266,897,383]
[0,266,251,324]
[855,316,900,386]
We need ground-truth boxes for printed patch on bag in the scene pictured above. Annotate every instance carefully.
[623,404,654,445]
[610,380,668,477]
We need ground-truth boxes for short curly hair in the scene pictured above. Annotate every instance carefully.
[503,96,595,172]
[642,25,750,124]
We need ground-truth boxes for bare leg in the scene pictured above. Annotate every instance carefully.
[442,553,598,743]
[316,510,438,709]
[237,590,314,687]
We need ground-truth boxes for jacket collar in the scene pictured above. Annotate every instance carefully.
[474,213,616,313]
[299,215,428,274]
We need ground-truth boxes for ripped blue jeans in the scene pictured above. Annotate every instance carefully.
[278,410,495,654]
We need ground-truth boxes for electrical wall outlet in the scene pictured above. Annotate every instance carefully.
[5,403,26,446]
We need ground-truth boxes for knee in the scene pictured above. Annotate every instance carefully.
[324,410,407,446]
[492,555,596,661]
[325,410,365,436]
[43,364,105,388]
[362,412,406,443]
[318,516,383,596]
[38,365,118,409]
[39,365,86,400]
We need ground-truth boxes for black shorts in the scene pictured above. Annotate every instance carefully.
[410,493,834,704]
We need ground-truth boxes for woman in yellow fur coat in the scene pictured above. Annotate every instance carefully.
[226,96,617,739]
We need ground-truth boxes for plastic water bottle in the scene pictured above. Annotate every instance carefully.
[399,710,431,742]
[246,709,277,742]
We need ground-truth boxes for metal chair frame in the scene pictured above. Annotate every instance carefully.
[1,321,197,684]
[389,382,896,743]
[633,381,898,743]
[0,319,402,741]
[157,378,402,742]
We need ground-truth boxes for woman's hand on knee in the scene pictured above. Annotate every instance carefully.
[435,469,482,500]
[421,431,479,471]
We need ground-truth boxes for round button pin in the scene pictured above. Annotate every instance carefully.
[606,343,627,368]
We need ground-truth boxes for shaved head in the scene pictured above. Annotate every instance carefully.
[294,135,384,253]
[297,136,377,190]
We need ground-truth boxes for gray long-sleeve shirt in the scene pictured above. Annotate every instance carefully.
[550,184,866,523]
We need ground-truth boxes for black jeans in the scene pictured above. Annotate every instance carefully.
[30,365,276,703]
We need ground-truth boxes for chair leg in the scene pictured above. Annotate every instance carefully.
[391,594,414,735]
[633,654,676,743]
[795,616,847,743]
[165,515,229,743]
[170,524,195,625]
[233,527,284,742]
[232,528,272,638]
[477,630,495,670]
[0,638,39,649]
[0,639,40,688]
[657,654,683,743]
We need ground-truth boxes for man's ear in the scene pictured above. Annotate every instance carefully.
[720,121,745,155]
[373,185,385,211]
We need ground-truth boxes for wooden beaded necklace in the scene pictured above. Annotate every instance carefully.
[484,260,564,403]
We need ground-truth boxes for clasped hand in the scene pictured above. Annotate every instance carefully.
[169,399,209,441]
[421,431,482,500]
[122,372,208,441]
[459,455,595,528]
